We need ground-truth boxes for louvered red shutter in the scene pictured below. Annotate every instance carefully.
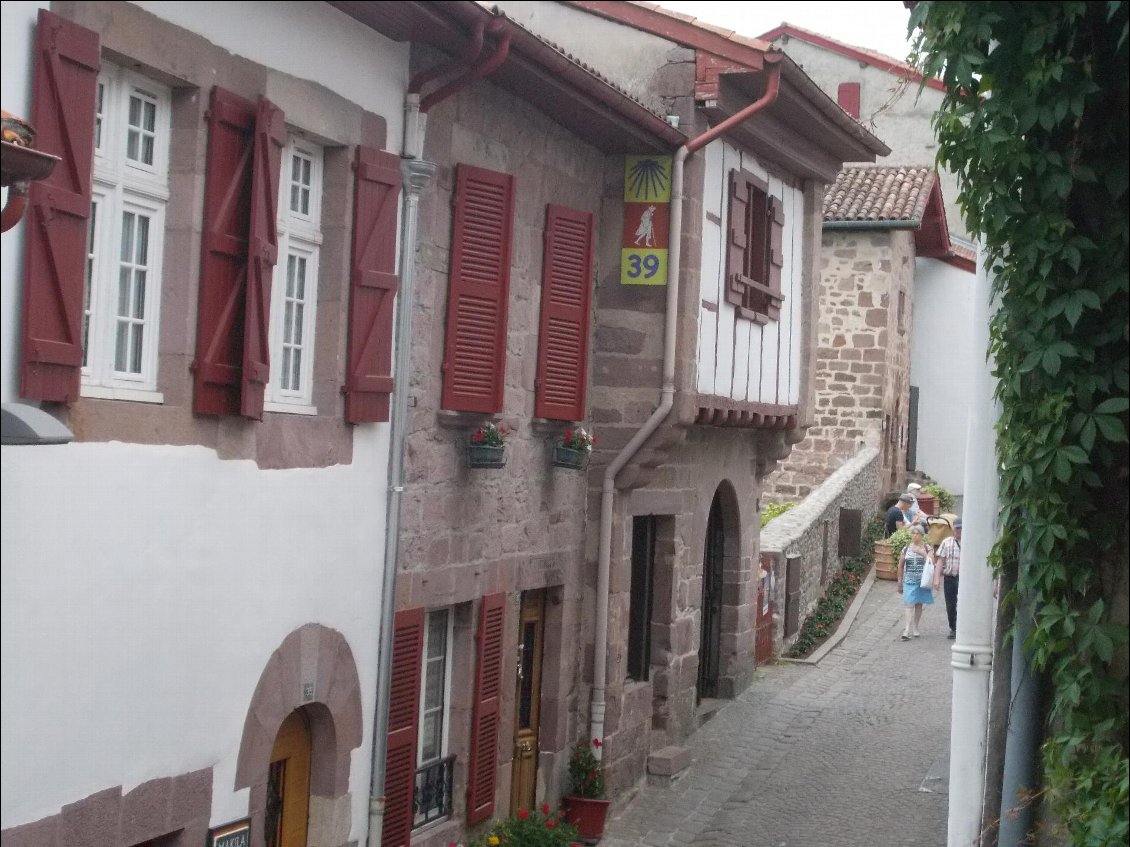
[344,147,402,423]
[240,97,286,419]
[19,10,99,402]
[466,593,506,824]
[725,169,748,311]
[766,195,785,321]
[193,87,256,416]
[383,607,425,847]
[535,205,594,421]
[837,82,861,119]
[441,165,515,413]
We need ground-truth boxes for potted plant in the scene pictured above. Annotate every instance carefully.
[875,526,912,581]
[468,423,508,469]
[552,427,595,470]
[562,738,610,843]
[465,803,580,847]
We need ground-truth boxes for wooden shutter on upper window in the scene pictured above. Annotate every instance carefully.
[766,195,785,321]
[193,87,256,416]
[383,607,425,847]
[725,169,750,313]
[240,97,286,420]
[19,10,100,403]
[837,82,861,119]
[466,592,506,824]
[344,146,402,424]
[441,165,515,413]
[535,205,594,421]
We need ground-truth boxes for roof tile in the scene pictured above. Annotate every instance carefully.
[823,165,936,223]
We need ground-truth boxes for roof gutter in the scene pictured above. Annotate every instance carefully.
[589,55,783,754]
[366,24,509,847]
[822,218,921,231]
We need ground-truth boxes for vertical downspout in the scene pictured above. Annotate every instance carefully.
[366,26,509,847]
[589,57,782,752]
[947,247,999,846]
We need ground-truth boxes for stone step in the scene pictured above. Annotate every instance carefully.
[646,745,691,787]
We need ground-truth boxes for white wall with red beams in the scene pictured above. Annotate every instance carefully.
[697,138,806,407]
[0,0,407,838]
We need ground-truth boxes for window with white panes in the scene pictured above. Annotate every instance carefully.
[82,62,170,399]
[265,138,324,411]
[414,607,453,828]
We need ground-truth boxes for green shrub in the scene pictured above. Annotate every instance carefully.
[887,527,913,563]
[761,501,796,528]
[467,804,581,847]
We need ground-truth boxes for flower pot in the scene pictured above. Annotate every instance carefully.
[552,445,588,470]
[873,539,898,580]
[468,444,506,469]
[562,795,611,843]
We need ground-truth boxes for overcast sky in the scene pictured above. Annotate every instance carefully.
[654,1,917,62]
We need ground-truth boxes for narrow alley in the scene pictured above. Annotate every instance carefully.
[603,576,953,847]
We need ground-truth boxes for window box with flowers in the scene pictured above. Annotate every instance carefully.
[468,423,508,469]
[552,427,594,470]
[561,738,610,843]
[462,803,581,847]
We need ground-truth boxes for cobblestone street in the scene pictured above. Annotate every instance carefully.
[603,576,953,847]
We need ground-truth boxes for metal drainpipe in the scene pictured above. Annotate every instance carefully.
[366,25,510,847]
[589,57,783,754]
[947,246,999,846]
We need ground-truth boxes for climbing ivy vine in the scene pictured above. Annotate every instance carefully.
[910,2,1128,844]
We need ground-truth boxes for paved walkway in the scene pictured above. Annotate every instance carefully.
[603,577,953,847]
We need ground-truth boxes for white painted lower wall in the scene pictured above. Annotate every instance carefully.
[910,257,976,494]
[0,430,389,833]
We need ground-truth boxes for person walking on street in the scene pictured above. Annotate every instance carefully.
[896,524,936,640]
[935,517,962,639]
[885,493,914,536]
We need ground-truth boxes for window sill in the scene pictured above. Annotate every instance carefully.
[263,401,318,416]
[435,409,504,431]
[81,385,164,404]
[530,417,581,435]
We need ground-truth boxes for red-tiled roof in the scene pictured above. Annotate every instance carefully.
[823,165,935,223]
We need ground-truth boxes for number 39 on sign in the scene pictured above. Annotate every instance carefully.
[621,248,667,286]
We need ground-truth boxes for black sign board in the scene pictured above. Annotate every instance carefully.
[208,819,251,847]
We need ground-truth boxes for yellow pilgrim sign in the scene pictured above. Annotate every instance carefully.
[621,155,672,286]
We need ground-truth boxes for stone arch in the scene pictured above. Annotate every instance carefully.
[236,624,363,847]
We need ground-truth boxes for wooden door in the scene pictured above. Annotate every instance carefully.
[266,710,311,847]
[509,591,545,814]
[698,494,724,701]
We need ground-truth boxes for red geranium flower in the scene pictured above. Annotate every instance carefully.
[518,809,529,820]
[546,821,555,830]
[541,803,550,815]
[592,738,601,747]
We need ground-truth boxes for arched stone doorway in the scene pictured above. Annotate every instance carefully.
[237,624,363,847]
[698,483,740,701]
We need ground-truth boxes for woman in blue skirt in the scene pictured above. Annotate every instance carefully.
[896,524,938,640]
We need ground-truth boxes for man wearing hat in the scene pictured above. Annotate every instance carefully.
[934,517,963,638]
[906,482,924,522]
[885,494,914,536]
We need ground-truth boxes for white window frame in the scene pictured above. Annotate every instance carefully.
[82,63,170,402]
[264,136,323,413]
[413,607,454,829]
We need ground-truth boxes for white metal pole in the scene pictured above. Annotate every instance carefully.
[947,248,1000,846]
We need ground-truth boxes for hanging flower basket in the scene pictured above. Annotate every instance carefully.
[468,444,506,469]
[551,445,588,470]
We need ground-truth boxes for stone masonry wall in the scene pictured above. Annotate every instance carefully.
[763,230,914,502]
[761,443,881,652]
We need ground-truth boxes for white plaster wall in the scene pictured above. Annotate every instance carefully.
[0,1,49,404]
[132,0,409,149]
[1,432,389,831]
[697,140,805,406]
[492,1,677,112]
[910,256,976,493]
[0,1,404,837]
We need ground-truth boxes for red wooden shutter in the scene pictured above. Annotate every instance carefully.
[535,205,594,421]
[19,10,100,402]
[466,593,506,824]
[725,169,748,311]
[837,82,861,119]
[240,97,286,419]
[383,607,425,847]
[192,87,256,416]
[440,165,515,413]
[766,196,785,321]
[344,147,402,423]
